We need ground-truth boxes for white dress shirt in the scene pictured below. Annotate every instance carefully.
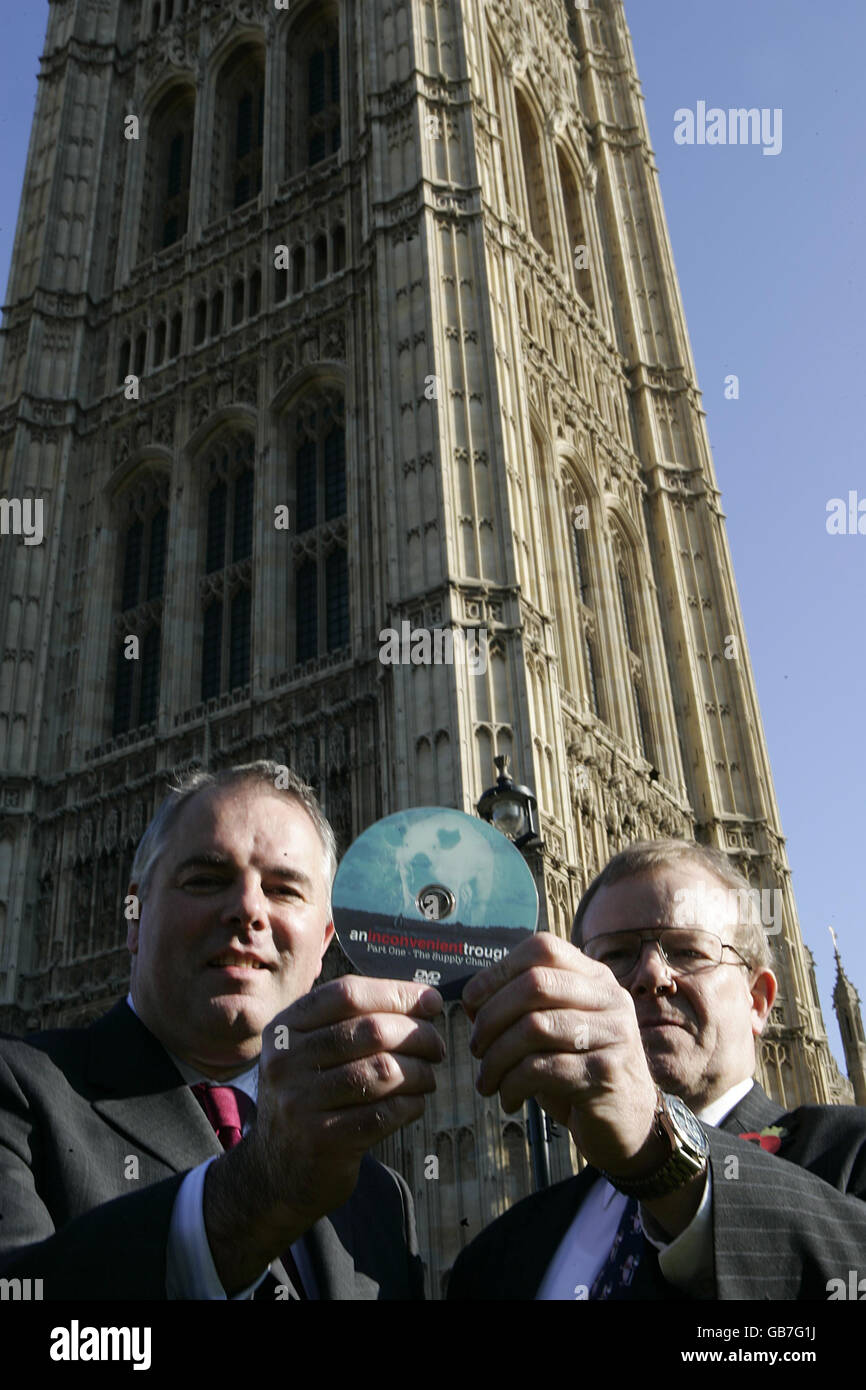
[125,994,315,1300]
[535,1077,755,1300]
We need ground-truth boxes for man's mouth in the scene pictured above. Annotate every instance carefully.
[207,951,272,971]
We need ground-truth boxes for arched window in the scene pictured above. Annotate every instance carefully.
[514,92,553,256]
[200,435,255,699]
[193,298,206,344]
[154,320,167,366]
[557,148,595,308]
[170,311,182,357]
[614,533,655,762]
[143,87,195,257]
[117,338,130,386]
[210,289,224,337]
[248,268,261,316]
[290,390,349,663]
[287,12,341,175]
[214,46,265,217]
[332,224,346,272]
[111,475,170,737]
[232,277,245,325]
[313,234,328,282]
[292,245,306,294]
[274,264,288,302]
[134,331,147,377]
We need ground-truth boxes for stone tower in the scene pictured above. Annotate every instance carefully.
[830,930,866,1106]
[0,0,846,1293]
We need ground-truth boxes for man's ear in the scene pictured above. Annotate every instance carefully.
[316,918,335,978]
[750,967,777,1036]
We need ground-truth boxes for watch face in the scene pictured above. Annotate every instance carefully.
[665,1094,710,1155]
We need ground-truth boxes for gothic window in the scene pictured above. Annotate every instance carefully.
[557,148,595,309]
[488,47,511,208]
[200,435,255,700]
[193,298,206,344]
[232,277,245,325]
[332,225,346,272]
[514,91,553,256]
[170,311,182,357]
[117,338,130,386]
[248,269,261,316]
[287,12,341,175]
[561,466,607,723]
[290,391,349,664]
[274,264,288,301]
[571,519,591,606]
[292,246,306,294]
[214,46,265,217]
[314,234,328,282]
[143,87,195,257]
[111,476,170,737]
[210,289,224,336]
[154,319,167,366]
[134,331,147,377]
[614,535,655,763]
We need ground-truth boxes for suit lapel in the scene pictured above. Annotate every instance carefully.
[502,1167,600,1298]
[87,1000,222,1171]
[716,1082,787,1140]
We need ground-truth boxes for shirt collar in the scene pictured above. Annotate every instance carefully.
[125,992,259,1103]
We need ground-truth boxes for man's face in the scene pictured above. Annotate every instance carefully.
[127,783,334,1077]
[579,864,776,1111]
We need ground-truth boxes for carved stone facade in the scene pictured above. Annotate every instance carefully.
[0,0,850,1295]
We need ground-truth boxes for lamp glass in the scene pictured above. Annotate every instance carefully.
[491,795,527,840]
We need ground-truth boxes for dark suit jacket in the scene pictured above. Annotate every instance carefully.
[0,1000,424,1300]
[447,1083,866,1299]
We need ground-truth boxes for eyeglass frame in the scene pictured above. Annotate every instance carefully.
[581,926,753,981]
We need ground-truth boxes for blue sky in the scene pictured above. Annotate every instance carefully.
[1,2,863,1077]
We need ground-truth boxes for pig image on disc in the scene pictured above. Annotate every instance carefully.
[332,806,538,999]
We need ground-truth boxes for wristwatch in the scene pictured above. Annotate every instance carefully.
[600,1090,709,1199]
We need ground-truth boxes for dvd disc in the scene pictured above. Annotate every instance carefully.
[332,807,538,999]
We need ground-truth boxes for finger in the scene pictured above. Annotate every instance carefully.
[308,1052,439,1110]
[494,1053,590,1117]
[475,1008,594,1097]
[277,976,443,1033]
[324,1093,429,1148]
[469,964,609,1059]
[462,933,594,1019]
[296,1013,446,1070]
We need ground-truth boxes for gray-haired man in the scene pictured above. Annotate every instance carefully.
[0,762,444,1299]
[448,839,866,1300]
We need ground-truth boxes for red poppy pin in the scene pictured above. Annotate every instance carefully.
[737,1125,787,1153]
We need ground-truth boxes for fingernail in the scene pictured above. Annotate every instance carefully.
[418,988,442,1015]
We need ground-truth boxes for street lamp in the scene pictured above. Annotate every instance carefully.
[476,753,550,1191]
[476,754,543,852]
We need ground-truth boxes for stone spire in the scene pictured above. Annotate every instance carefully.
[830,928,866,1106]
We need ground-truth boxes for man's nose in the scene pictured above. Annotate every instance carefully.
[626,939,676,995]
[222,873,268,928]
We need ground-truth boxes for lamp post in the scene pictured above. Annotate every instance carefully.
[476,754,551,1191]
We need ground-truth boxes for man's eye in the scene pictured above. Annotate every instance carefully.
[183,875,223,888]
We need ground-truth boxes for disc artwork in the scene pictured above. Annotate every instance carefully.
[332,807,538,999]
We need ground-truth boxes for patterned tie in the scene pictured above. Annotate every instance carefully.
[191,1083,253,1150]
[589,1195,644,1300]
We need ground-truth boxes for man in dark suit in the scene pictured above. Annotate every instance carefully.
[0,761,445,1300]
[447,839,866,1300]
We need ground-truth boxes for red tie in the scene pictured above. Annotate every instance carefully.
[191,1083,253,1150]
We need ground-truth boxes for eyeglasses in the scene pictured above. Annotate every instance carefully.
[582,928,751,981]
